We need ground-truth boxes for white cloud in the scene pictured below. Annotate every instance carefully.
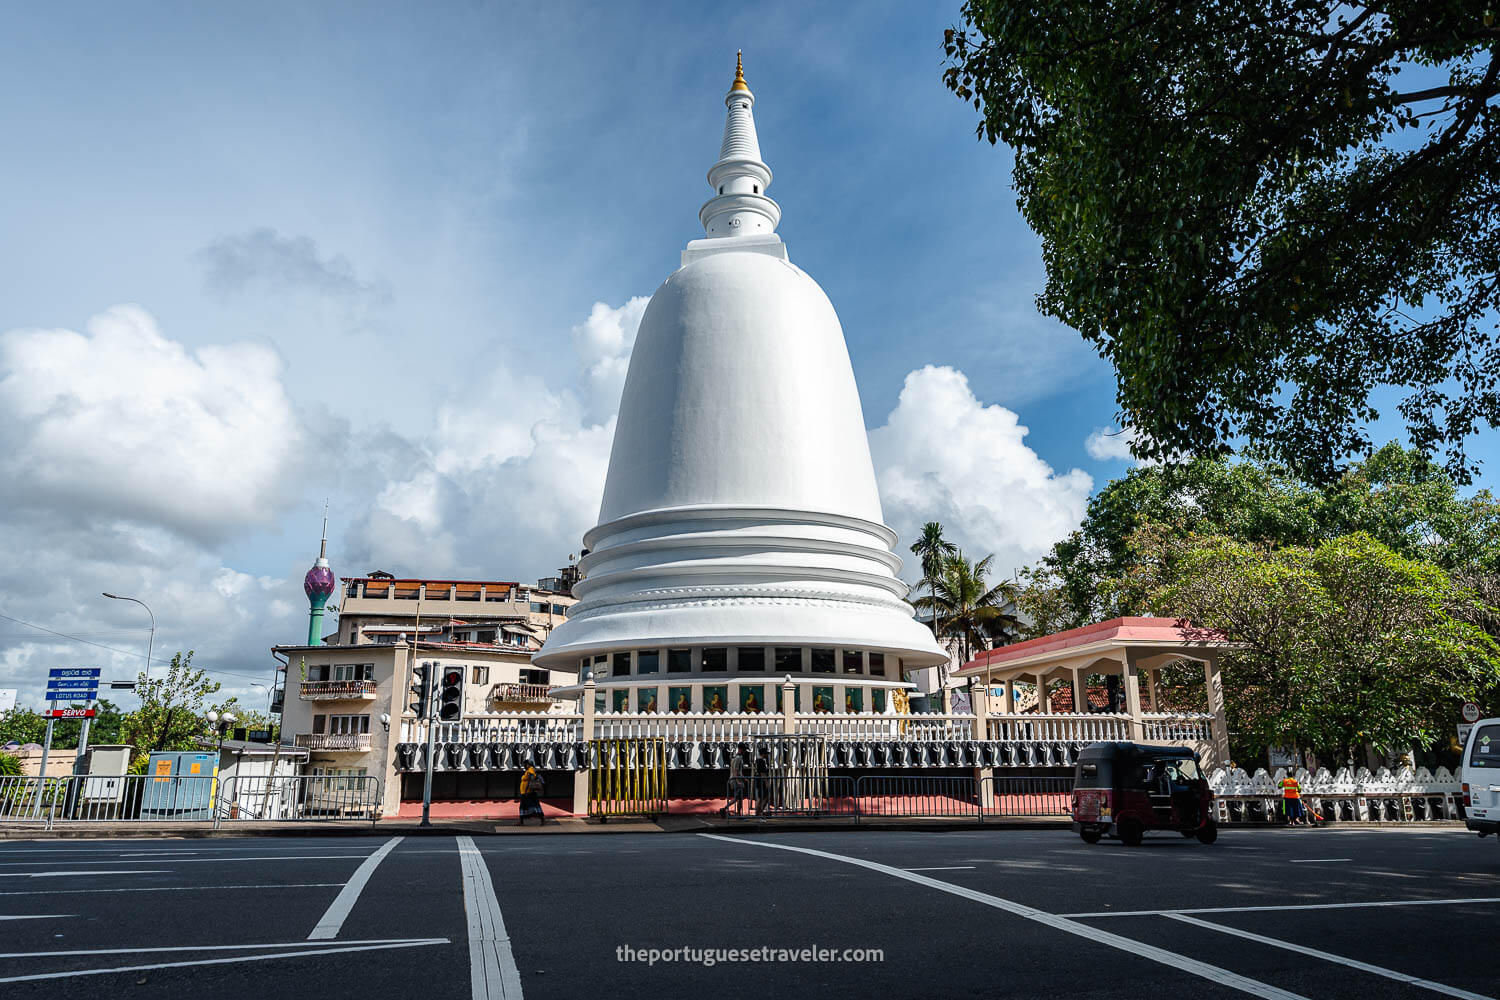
[869,365,1093,580]
[572,296,649,424]
[1085,424,1138,462]
[0,305,304,543]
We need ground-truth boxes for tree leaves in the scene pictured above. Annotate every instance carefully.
[944,0,1500,482]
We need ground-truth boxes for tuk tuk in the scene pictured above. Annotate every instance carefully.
[1070,741,1218,846]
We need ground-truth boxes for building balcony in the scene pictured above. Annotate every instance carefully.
[299,679,378,701]
[492,682,554,705]
[295,733,372,752]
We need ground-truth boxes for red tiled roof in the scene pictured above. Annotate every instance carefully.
[964,617,1228,671]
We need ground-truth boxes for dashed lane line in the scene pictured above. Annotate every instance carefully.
[1061,896,1500,918]
[0,883,342,896]
[0,938,448,985]
[307,836,404,940]
[458,835,524,1000]
[699,834,1306,1000]
[1163,913,1496,1000]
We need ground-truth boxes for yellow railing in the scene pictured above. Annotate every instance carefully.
[588,738,667,821]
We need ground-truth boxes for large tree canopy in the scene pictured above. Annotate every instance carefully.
[944,2,1500,481]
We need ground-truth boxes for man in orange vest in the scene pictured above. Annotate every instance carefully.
[1281,772,1306,826]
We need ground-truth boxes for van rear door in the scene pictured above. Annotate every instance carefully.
[1464,721,1500,819]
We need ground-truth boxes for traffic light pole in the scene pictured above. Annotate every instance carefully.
[420,700,437,828]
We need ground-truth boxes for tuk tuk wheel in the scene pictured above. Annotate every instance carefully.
[1195,822,1219,845]
[1118,819,1144,847]
[1080,829,1102,844]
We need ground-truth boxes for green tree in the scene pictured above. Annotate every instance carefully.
[1017,446,1500,632]
[1156,532,1500,763]
[0,707,47,746]
[910,522,958,639]
[944,2,1500,481]
[914,553,1019,687]
[119,651,233,767]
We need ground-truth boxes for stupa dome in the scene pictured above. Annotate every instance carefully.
[534,57,946,675]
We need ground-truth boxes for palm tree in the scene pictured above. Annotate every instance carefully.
[913,553,1019,693]
[910,522,957,640]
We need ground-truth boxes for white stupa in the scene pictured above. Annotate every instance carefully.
[536,55,947,715]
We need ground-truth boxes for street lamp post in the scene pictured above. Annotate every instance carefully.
[102,593,154,680]
[205,710,236,828]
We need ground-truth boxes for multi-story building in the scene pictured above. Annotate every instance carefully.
[272,535,580,814]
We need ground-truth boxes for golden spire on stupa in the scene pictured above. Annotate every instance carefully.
[731,50,749,92]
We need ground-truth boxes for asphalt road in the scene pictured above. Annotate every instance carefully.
[0,826,1496,999]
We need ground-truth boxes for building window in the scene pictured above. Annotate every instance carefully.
[702,647,727,672]
[478,630,496,644]
[612,651,632,676]
[329,714,370,735]
[810,648,835,674]
[530,602,545,613]
[471,666,489,685]
[636,649,660,675]
[348,626,360,643]
[307,663,330,682]
[869,652,886,676]
[312,714,326,734]
[593,654,609,678]
[739,647,766,671]
[843,650,862,674]
[668,649,691,673]
[551,604,566,616]
[520,667,548,686]
[774,647,801,673]
[332,664,372,681]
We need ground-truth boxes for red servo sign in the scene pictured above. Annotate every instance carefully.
[47,708,95,719]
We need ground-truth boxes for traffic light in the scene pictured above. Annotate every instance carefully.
[409,661,434,719]
[437,665,464,722]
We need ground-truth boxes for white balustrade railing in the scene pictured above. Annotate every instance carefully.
[593,712,783,743]
[1140,713,1214,743]
[987,713,1131,743]
[400,713,582,744]
[795,713,977,741]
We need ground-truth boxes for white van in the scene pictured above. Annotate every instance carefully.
[1462,717,1500,839]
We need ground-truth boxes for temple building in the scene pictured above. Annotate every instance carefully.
[536,54,949,717]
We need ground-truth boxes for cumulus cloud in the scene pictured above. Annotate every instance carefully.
[343,298,643,578]
[198,228,391,305]
[0,305,304,543]
[1085,424,1137,461]
[869,365,1093,580]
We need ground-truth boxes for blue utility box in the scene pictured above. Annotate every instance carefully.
[140,751,220,820]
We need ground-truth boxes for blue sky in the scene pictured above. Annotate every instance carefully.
[0,2,1491,707]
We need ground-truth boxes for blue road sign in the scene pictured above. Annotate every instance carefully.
[47,684,99,695]
[49,668,101,678]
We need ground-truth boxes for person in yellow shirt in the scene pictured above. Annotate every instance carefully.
[518,763,546,825]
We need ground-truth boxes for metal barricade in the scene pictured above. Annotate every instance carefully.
[724,775,857,820]
[0,774,383,827]
[589,737,668,821]
[855,775,982,821]
[980,775,1074,818]
[218,775,383,822]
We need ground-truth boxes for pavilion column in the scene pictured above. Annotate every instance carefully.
[1121,650,1146,742]
[1070,668,1085,713]
[781,677,797,734]
[1036,672,1050,713]
[971,679,989,740]
[1000,678,1014,714]
[1146,667,1160,713]
[1202,655,1230,769]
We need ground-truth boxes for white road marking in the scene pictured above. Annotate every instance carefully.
[0,937,444,958]
[458,834,524,1000]
[0,938,448,984]
[0,882,343,897]
[700,834,1305,1000]
[1289,858,1351,863]
[1164,914,1496,1000]
[904,866,977,871]
[0,870,168,878]
[1062,896,1500,918]
[307,836,403,940]
[0,914,72,921]
[0,854,373,866]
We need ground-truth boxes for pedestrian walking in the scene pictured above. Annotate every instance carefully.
[518,762,547,825]
[1280,771,1306,826]
[722,744,750,817]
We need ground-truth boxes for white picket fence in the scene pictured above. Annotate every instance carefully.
[1208,765,1465,823]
